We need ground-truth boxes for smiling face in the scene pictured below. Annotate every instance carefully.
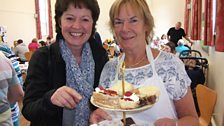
[113,3,147,51]
[60,4,93,49]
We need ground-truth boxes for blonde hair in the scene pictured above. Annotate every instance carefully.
[109,0,154,42]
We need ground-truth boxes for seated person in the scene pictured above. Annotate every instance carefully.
[150,36,161,50]
[160,34,169,45]
[39,40,47,47]
[46,36,53,45]
[175,39,190,56]
[14,39,29,62]
[162,41,176,54]
[28,38,39,52]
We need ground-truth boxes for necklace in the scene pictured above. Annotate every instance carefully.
[125,55,147,68]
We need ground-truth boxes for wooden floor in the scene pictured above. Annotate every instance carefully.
[18,101,30,126]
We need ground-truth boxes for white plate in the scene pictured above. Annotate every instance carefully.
[90,96,158,112]
[90,119,154,126]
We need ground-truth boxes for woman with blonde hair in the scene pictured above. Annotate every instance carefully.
[90,0,198,126]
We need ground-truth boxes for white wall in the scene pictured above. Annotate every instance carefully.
[0,0,36,47]
[96,0,115,41]
[97,0,185,41]
[150,0,185,38]
[207,47,224,126]
[0,0,184,46]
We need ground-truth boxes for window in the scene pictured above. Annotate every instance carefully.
[39,0,49,37]
[35,0,53,39]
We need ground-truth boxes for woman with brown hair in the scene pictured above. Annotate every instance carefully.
[22,0,108,126]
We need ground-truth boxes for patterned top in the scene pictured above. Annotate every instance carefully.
[99,51,191,100]
[0,43,23,123]
[0,43,23,85]
[0,52,20,123]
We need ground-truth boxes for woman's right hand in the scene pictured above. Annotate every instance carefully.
[50,86,82,109]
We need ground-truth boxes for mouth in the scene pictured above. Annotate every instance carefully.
[70,32,85,37]
[121,36,134,40]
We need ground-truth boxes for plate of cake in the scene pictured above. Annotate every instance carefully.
[91,81,160,112]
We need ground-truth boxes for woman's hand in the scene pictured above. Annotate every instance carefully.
[89,108,112,124]
[154,118,176,126]
[50,86,82,109]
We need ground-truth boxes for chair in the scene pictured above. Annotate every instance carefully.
[24,51,33,61]
[179,49,202,58]
[109,46,115,58]
[196,84,217,126]
[22,72,27,82]
[103,44,109,50]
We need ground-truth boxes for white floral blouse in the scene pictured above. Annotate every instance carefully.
[99,51,191,101]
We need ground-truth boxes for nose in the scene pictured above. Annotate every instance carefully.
[72,20,81,29]
[121,21,130,32]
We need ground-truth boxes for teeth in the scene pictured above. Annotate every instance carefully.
[121,36,133,40]
[123,37,131,40]
[71,32,83,37]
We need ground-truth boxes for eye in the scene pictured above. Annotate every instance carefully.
[65,16,74,21]
[129,18,138,24]
[82,18,90,22]
[114,20,123,25]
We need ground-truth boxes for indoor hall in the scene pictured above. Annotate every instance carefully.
[0,0,223,126]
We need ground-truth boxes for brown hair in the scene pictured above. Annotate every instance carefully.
[55,0,100,38]
[17,39,23,44]
[166,41,176,54]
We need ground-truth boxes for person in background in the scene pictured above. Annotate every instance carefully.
[13,40,18,49]
[90,0,198,126]
[28,38,39,52]
[111,36,121,57]
[39,40,47,47]
[14,39,29,62]
[22,0,108,126]
[0,41,24,126]
[46,36,53,45]
[175,39,190,56]
[162,41,176,54]
[167,22,193,47]
[0,52,24,126]
[160,34,168,45]
[150,36,161,50]
[161,34,167,40]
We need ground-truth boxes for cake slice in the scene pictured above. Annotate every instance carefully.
[109,80,134,95]
[92,86,120,109]
[119,91,140,109]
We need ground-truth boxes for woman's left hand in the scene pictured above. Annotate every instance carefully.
[154,118,176,126]
[89,108,112,124]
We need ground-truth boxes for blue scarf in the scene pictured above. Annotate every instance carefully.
[60,40,95,126]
